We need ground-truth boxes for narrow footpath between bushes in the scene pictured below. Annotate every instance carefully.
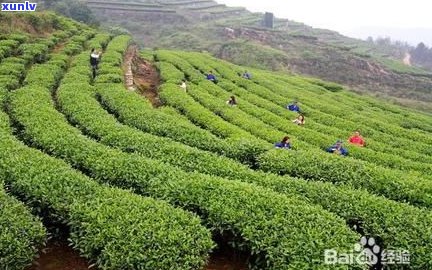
[123,45,162,107]
[27,237,91,270]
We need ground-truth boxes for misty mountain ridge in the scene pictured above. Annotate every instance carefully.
[343,26,432,47]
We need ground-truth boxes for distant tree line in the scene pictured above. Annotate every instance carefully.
[366,36,432,70]
[410,42,432,69]
[43,0,98,26]
[366,36,411,59]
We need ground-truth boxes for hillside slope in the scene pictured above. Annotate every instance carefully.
[1,11,432,269]
[80,0,432,111]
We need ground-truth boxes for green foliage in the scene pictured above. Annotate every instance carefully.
[258,149,432,207]
[24,64,64,89]
[95,73,123,84]
[88,33,113,50]
[378,57,430,75]
[156,54,432,207]
[0,180,46,270]
[3,12,432,269]
[18,42,50,64]
[60,82,264,182]
[56,73,432,269]
[100,51,123,66]
[106,35,132,55]
[47,54,70,69]
[0,124,213,269]
[46,0,99,26]
[63,42,83,56]
[4,33,29,43]
[1,40,213,269]
[256,172,432,270]
[157,61,185,83]
[304,78,344,92]
[54,45,432,269]
[182,52,432,172]
[0,39,20,52]
[189,81,285,143]
[97,84,265,163]
[52,30,70,40]
[153,49,432,268]
[104,26,131,36]
[155,50,204,83]
[8,52,360,269]
[159,83,261,142]
[0,62,26,77]
[0,75,19,90]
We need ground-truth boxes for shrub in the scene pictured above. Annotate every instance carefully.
[97,84,266,163]
[24,64,64,89]
[11,84,359,270]
[258,149,432,208]
[1,111,214,270]
[0,75,19,90]
[0,180,46,270]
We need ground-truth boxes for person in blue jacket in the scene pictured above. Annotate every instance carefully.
[275,136,291,149]
[326,140,348,156]
[206,71,217,83]
[287,101,301,112]
[242,70,251,79]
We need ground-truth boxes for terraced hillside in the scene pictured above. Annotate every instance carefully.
[76,0,432,111]
[1,11,432,270]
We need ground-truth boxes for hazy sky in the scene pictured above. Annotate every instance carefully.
[216,0,432,46]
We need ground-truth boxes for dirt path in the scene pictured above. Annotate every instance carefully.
[123,45,162,107]
[52,40,68,54]
[27,238,93,270]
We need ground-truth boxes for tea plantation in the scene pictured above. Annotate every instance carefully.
[1,12,431,270]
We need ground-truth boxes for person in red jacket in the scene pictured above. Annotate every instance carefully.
[348,131,366,147]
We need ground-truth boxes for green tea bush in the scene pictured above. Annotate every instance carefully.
[0,75,19,90]
[47,54,70,69]
[63,42,83,56]
[59,68,432,269]
[6,33,29,43]
[0,39,20,48]
[100,51,123,66]
[11,84,359,270]
[97,84,266,163]
[157,61,185,83]
[95,73,123,83]
[187,82,285,143]
[258,149,432,208]
[155,50,205,83]
[1,88,212,270]
[160,83,262,142]
[87,33,113,50]
[18,43,50,63]
[24,64,64,89]
[105,35,132,55]
[59,83,264,182]
[0,180,46,270]
[0,62,26,77]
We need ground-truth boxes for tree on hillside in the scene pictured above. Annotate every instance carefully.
[410,42,432,69]
[44,0,98,26]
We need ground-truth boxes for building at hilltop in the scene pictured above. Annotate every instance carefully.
[263,12,274,28]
